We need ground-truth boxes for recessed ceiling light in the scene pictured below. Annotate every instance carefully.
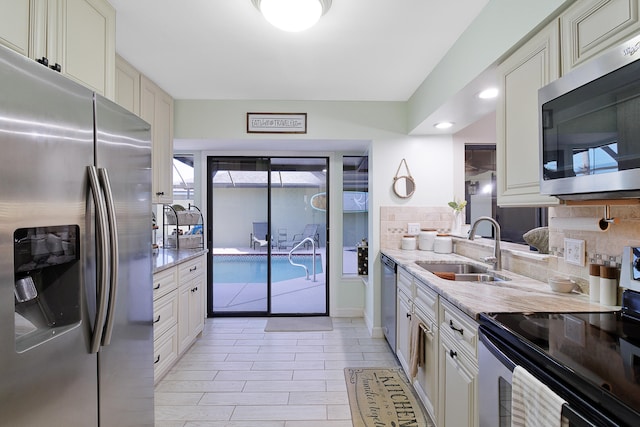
[478,87,499,99]
[434,122,454,129]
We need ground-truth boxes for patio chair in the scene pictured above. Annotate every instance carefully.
[251,222,269,250]
[286,224,320,249]
[277,228,288,250]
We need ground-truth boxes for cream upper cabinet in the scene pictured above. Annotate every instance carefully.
[561,0,640,73]
[0,0,31,56]
[496,21,560,207]
[0,0,115,98]
[115,54,140,115]
[140,75,174,204]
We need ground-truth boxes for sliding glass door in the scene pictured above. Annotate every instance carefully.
[207,156,328,316]
[269,158,327,314]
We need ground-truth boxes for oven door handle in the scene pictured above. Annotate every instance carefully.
[561,404,598,427]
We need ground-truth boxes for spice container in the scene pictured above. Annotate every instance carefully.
[589,263,600,302]
[433,234,453,254]
[599,265,618,306]
[418,229,437,251]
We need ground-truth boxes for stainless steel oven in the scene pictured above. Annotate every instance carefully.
[478,308,640,427]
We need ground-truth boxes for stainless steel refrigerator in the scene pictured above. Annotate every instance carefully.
[0,43,154,426]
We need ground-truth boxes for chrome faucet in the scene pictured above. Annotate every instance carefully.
[468,216,502,270]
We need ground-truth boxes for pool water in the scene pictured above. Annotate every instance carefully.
[213,254,323,283]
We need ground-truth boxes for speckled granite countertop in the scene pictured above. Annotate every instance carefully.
[153,248,209,273]
[381,248,617,320]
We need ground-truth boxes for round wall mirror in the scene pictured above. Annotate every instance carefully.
[393,176,415,198]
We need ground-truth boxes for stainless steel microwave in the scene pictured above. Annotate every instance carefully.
[539,34,640,200]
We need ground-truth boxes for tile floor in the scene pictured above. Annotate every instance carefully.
[154,317,399,426]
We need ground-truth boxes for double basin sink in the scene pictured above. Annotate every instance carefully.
[414,261,510,283]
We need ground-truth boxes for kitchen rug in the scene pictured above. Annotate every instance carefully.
[264,316,333,332]
[344,367,434,427]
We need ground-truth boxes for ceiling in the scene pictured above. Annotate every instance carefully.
[109,0,489,103]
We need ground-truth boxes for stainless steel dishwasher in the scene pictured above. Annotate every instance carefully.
[381,254,397,351]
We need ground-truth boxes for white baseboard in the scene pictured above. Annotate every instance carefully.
[331,307,364,318]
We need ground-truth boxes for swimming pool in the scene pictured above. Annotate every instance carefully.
[213,254,323,283]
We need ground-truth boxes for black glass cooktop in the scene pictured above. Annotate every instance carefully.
[480,308,640,425]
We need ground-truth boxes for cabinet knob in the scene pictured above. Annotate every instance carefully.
[154,355,161,364]
[36,57,49,67]
[449,319,464,335]
[189,266,197,272]
[449,349,457,359]
[153,315,161,323]
[156,191,165,196]
[50,63,61,72]
[153,283,161,290]
[406,312,411,319]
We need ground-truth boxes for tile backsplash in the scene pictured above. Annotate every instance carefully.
[381,203,640,299]
[380,206,452,249]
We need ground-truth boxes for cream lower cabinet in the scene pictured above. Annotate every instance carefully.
[0,0,115,98]
[413,280,439,425]
[153,267,179,383]
[496,20,560,207]
[396,286,412,374]
[153,254,206,383]
[396,267,414,374]
[438,298,479,427]
[177,255,206,354]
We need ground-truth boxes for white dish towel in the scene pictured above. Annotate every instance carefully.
[511,365,569,427]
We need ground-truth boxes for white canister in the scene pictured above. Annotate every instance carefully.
[599,266,618,306]
[401,235,417,250]
[433,234,453,254]
[588,263,600,302]
[418,229,437,251]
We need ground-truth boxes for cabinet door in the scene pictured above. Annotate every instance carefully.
[115,54,140,114]
[439,336,478,427]
[141,75,174,204]
[413,308,438,425]
[496,21,560,207]
[562,0,640,73]
[0,0,31,56]
[396,289,412,375]
[56,0,115,97]
[189,273,205,338]
[177,281,193,354]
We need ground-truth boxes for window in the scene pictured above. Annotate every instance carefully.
[343,156,368,275]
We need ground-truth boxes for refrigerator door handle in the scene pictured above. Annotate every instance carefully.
[98,168,119,346]
[88,166,109,354]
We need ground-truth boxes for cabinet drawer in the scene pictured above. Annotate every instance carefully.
[397,267,414,297]
[153,267,177,300]
[415,279,438,323]
[153,289,178,339]
[178,255,205,283]
[440,299,478,358]
[397,286,412,313]
[154,324,178,383]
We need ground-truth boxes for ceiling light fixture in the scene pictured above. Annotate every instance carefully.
[478,87,499,99]
[434,122,454,129]
[251,0,332,32]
